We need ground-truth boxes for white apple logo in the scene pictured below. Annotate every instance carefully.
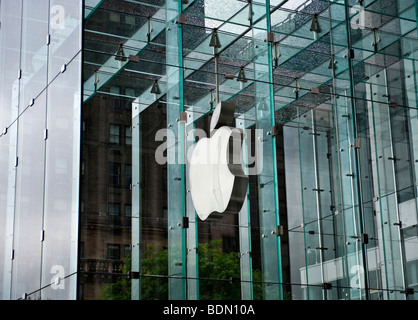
[189,101,249,221]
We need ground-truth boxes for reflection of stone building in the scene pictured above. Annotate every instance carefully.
[78,92,133,300]
[138,103,168,250]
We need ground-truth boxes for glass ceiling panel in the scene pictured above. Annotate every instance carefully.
[84,0,418,124]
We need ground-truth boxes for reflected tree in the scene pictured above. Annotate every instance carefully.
[99,240,270,300]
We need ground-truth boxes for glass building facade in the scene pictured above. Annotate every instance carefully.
[1,0,418,300]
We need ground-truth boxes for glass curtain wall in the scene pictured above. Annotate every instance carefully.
[83,0,418,300]
[0,0,82,300]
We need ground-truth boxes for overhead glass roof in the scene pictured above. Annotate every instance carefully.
[83,0,418,124]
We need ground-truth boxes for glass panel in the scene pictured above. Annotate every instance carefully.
[20,0,49,105]
[110,124,121,144]
[0,0,23,300]
[48,0,82,79]
[12,92,46,300]
[14,2,50,300]
[42,52,81,300]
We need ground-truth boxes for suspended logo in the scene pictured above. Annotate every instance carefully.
[189,101,249,221]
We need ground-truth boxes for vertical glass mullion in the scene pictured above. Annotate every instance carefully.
[0,0,23,300]
[185,114,198,300]
[343,0,370,300]
[369,80,391,299]
[297,116,309,300]
[299,111,321,300]
[41,0,82,299]
[404,55,418,300]
[252,0,282,300]
[334,88,355,299]
[131,111,141,300]
[237,117,253,300]
[11,0,51,300]
[341,91,362,300]
[382,67,407,299]
[370,70,405,300]
[311,110,327,300]
[166,0,186,300]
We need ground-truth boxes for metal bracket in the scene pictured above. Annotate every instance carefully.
[394,221,402,227]
[146,16,153,42]
[180,111,188,123]
[177,13,186,24]
[309,132,320,136]
[310,87,320,94]
[271,123,280,137]
[276,225,284,237]
[182,216,189,229]
[403,288,415,296]
[322,282,332,290]
[388,156,399,163]
[128,55,140,63]
[361,233,369,244]
[389,101,398,108]
[224,72,235,80]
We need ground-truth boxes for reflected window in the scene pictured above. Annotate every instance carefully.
[110,86,121,108]
[107,244,120,260]
[79,242,84,259]
[109,203,120,216]
[110,124,121,144]
[125,126,132,145]
[108,162,121,186]
[125,88,135,97]
[125,204,132,227]
[82,120,86,140]
[125,88,135,110]
[124,164,132,188]
[125,204,131,217]
[55,157,68,174]
[81,160,86,178]
[124,245,131,258]
[109,11,120,22]
[124,15,135,25]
